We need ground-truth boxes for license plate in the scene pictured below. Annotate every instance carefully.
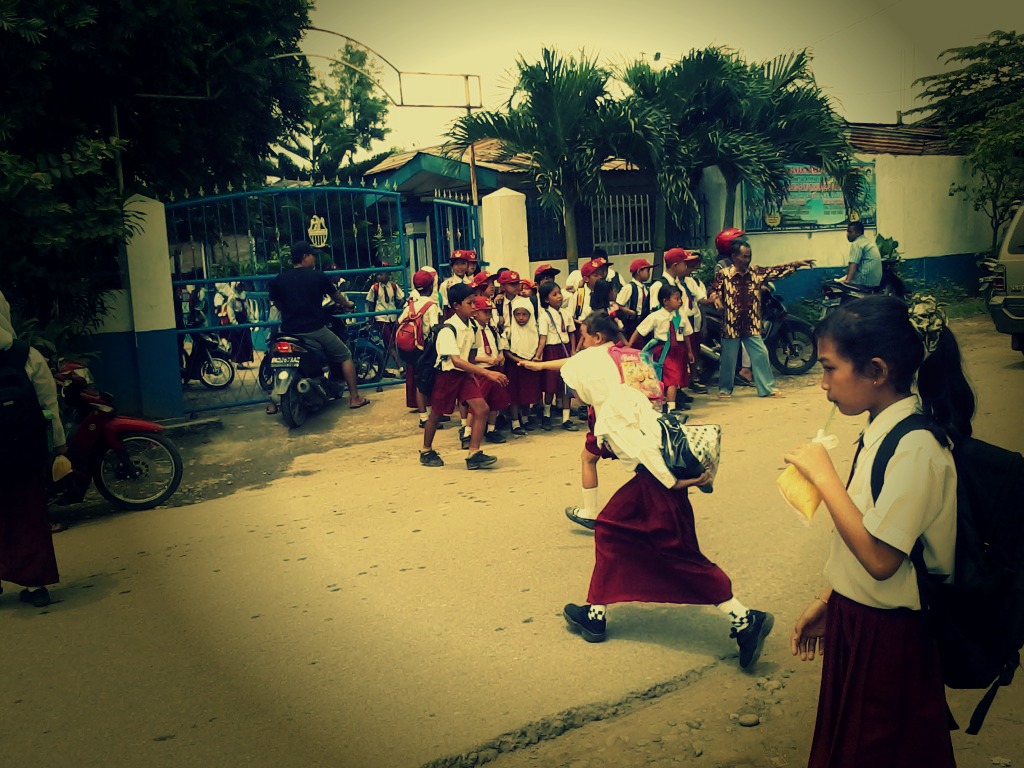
[271,356,300,367]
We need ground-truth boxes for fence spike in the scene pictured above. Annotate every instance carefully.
[347,177,353,187]
[198,186,205,197]
[372,177,378,188]
[360,177,366,187]
[226,181,233,192]
[334,175,340,186]
[168,191,176,202]
[213,184,219,195]
[183,188,191,199]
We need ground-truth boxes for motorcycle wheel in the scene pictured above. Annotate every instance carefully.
[200,351,235,389]
[769,320,817,375]
[93,432,184,511]
[257,354,273,392]
[353,339,385,384]
[280,388,308,428]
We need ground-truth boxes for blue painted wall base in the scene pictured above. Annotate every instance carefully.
[77,329,184,419]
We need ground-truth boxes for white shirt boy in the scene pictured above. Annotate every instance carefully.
[635,306,693,342]
[366,281,405,323]
[433,314,476,371]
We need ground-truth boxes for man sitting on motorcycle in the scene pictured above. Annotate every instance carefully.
[268,241,369,409]
[841,220,882,290]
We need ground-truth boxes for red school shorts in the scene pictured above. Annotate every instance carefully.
[650,340,690,388]
[583,406,616,459]
[430,369,485,415]
[476,368,510,411]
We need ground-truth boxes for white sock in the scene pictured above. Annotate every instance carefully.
[511,419,521,429]
[461,417,469,429]
[716,597,750,627]
[582,487,600,519]
[562,408,570,423]
[587,604,606,622]
[543,404,551,418]
[486,423,495,433]
[418,414,427,424]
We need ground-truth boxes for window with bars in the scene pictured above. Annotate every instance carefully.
[590,193,652,256]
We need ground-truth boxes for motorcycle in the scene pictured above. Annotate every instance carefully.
[180,327,235,389]
[819,256,907,318]
[52,362,184,510]
[701,283,818,376]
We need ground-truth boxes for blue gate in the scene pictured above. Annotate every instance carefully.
[432,190,481,277]
[166,183,407,414]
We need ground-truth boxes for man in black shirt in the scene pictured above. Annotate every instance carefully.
[268,242,369,408]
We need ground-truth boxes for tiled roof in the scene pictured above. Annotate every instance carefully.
[846,122,954,156]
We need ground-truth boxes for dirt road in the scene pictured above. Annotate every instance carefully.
[3,317,1022,768]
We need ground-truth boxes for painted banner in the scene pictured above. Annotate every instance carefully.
[744,162,876,231]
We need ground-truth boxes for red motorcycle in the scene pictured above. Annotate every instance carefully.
[53,362,184,511]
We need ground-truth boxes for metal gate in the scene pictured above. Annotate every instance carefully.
[432,189,481,277]
[166,182,406,413]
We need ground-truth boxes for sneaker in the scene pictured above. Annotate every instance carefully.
[540,415,553,431]
[561,420,579,432]
[576,405,588,421]
[419,449,444,467]
[460,427,470,450]
[19,587,51,608]
[689,382,709,394]
[466,451,497,470]
[440,415,452,423]
[678,391,694,404]
[418,420,427,429]
[522,419,537,432]
[564,506,597,530]
[563,603,606,643]
[731,609,775,670]
[511,426,527,437]
[484,430,506,444]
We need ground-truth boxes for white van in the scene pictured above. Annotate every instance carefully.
[982,204,1024,357]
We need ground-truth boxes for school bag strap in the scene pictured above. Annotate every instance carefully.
[868,413,934,503]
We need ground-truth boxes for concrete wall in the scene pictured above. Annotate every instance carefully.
[481,188,529,277]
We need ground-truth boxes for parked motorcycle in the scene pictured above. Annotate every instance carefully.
[819,256,907,318]
[52,362,184,510]
[701,283,817,376]
[180,327,235,389]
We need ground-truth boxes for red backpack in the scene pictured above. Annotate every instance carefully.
[396,298,435,355]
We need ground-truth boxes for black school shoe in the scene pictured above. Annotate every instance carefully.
[561,420,579,432]
[731,609,774,670]
[521,418,537,432]
[419,450,444,467]
[484,430,506,444]
[510,426,527,437]
[19,587,51,608]
[563,603,606,642]
[540,415,553,431]
[466,451,497,470]
[689,381,709,394]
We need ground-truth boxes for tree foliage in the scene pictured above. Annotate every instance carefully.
[276,43,391,180]
[0,0,312,332]
[910,30,1024,252]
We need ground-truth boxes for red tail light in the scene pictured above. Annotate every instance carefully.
[275,341,295,354]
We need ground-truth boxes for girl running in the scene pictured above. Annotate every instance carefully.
[786,295,969,768]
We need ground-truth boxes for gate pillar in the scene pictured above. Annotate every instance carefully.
[481,188,528,276]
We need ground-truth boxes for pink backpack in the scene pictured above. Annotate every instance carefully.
[606,344,664,403]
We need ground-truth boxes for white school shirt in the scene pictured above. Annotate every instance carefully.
[396,295,440,337]
[433,314,477,371]
[473,322,505,368]
[594,384,677,489]
[635,307,692,343]
[616,278,651,315]
[438,275,471,308]
[571,284,595,322]
[366,282,405,322]
[683,276,706,332]
[559,342,622,417]
[648,272,682,305]
[824,396,957,610]
[537,305,575,346]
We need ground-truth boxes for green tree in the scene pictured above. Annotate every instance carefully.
[0,0,312,332]
[276,43,391,180]
[446,48,617,268]
[910,30,1024,252]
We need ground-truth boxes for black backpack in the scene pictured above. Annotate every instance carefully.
[0,340,49,481]
[413,321,456,396]
[871,414,1024,734]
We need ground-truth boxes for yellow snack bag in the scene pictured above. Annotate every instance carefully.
[777,464,823,524]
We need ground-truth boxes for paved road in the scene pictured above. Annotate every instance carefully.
[3,317,1021,768]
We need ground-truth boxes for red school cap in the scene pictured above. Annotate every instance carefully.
[664,248,688,266]
[533,263,560,278]
[629,258,653,273]
[472,296,495,311]
[451,249,477,263]
[470,271,491,288]
[580,257,608,278]
[498,270,521,284]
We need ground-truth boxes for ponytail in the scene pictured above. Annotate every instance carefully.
[581,311,624,344]
[918,326,975,444]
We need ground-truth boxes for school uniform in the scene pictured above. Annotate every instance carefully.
[397,294,440,407]
[365,281,405,351]
[537,305,576,395]
[438,275,471,314]
[810,396,955,768]
[473,321,510,411]
[430,314,483,415]
[616,278,652,339]
[635,307,693,388]
[570,283,594,324]
[560,341,625,459]
[682,275,706,361]
[503,298,541,407]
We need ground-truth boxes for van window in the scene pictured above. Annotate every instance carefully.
[1008,208,1024,255]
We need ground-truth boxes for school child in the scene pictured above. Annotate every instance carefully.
[366,267,405,372]
[534,263,560,286]
[470,296,511,444]
[419,283,508,469]
[786,295,967,767]
[616,258,653,341]
[470,270,494,299]
[438,250,475,315]
[519,278,536,299]
[570,257,609,324]
[679,250,710,394]
[536,282,580,432]
[502,296,542,436]
[494,270,522,333]
[628,284,694,412]
[521,312,624,527]
[397,270,441,426]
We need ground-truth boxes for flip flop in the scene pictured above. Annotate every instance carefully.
[349,398,370,409]
[718,392,733,399]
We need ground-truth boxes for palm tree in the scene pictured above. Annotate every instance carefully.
[445,48,615,268]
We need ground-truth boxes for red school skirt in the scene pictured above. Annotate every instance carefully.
[429,369,485,415]
[504,357,541,407]
[541,344,571,394]
[587,467,733,606]
[650,340,690,388]
[807,592,954,768]
[0,479,60,588]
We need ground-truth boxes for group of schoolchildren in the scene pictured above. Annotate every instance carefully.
[397,246,714,471]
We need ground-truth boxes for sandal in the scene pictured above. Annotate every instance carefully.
[349,398,370,409]
[50,521,68,534]
[265,403,279,415]
[718,392,733,399]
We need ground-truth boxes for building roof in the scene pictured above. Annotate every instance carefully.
[846,121,954,156]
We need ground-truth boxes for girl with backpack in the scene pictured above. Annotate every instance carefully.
[628,284,694,413]
[785,295,971,768]
[396,270,440,427]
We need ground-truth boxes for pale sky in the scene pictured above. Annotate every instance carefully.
[305,0,1020,155]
